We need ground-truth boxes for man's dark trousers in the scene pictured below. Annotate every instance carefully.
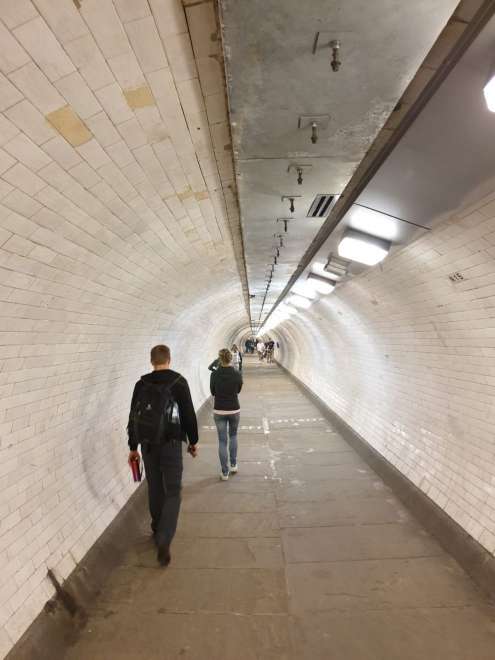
[142,439,183,547]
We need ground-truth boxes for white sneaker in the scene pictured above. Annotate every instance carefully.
[230,465,238,474]
[220,473,229,481]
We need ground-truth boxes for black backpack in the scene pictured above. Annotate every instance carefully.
[131,378,181,445]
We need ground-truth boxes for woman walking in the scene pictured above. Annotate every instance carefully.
[210,348,243,480]
[231,344,242,371]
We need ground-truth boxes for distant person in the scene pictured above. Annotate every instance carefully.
[210,348,243,480]
[266,339,275,363]
[257,339,265,361]
[128,344,198,567]
[231,344,242,371]
[244,339,250,354]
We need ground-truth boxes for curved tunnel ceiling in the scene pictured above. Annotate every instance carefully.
[275,4,495,320]
[219,0,460,330]
[357,15,495,226]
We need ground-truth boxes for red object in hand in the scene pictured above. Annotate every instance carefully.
[130,456,142,482]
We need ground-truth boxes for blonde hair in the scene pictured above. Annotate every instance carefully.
[218,348,232,366]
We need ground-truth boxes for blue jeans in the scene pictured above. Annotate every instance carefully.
[214,413,240,475]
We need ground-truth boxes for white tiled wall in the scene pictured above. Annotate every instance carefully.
[0,1,247,656]
[277,190,495,560]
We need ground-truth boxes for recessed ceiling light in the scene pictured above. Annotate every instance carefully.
[307,273,335,294]
[338,230,390,266]
[289,295,312,309]
[311,261,337,280]
[349,206,398,241]
[484,75,495,112]
[292,281,317,299]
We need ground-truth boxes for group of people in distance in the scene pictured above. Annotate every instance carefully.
[126,341,249,568]
[244,337,277,362]
[256,337,276,363]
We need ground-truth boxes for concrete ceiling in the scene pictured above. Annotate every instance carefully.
[297,7,495,295]
[357,15,495,227]
[219,0,460,328]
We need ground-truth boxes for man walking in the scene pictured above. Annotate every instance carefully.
[128,345,198,566]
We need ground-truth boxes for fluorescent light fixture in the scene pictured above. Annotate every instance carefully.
[292,280,317,299]
[307,273,335,295]
[484,75,495,112]
[279,303,295,315]
[338,230,390,266]
[349,205,398,241]
[289,294,312,309]
[311,261,338,280]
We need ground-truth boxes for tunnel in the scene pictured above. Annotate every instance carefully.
[1,0,495,658]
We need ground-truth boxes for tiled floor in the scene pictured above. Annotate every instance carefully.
[64,358,495,659]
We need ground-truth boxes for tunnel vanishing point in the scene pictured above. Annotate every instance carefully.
[2,1,495,659]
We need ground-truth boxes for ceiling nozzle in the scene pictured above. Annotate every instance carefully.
[298,115,329,146]
[330,40,341,72]
[311,122,318,144]
[288,163,312,186]
[281,195,301,214]
[277,218,292,233]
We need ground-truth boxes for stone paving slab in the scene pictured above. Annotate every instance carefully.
[282,523,443,563]
[66,612,292,660]
[176,511,280,538]
[275,475,390,503]
[286,556,485,612]
[277,497,411,528]
[181,491,277,513]
[96,565,288,615]
[274,461,372,481]
[290,608,495,660]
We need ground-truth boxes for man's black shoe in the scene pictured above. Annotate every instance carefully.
[157,544,171,567]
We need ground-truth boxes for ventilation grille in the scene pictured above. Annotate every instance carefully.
[307,194,335,218]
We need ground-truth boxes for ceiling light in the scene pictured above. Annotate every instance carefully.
[289,295,312,309]
[292,281,317,299]
[279,303,295,315]
[325,256,348,279]
[311,261,338,281]
[338,230,390,266]
[348,205,398,241]
[484,75,495,112]
[307,273,335,294]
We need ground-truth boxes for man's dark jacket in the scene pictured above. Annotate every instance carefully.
[128,369,198,450]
